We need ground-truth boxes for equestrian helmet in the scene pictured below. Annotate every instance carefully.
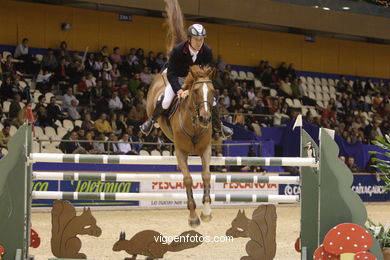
[187,24,207,38]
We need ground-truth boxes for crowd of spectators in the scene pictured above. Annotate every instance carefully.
[0,38,389,162]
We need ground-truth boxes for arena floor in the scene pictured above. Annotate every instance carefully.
[30,204,389,260]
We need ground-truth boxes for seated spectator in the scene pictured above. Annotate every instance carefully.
[346,156,360,172]
[287,63,296,79]
[67,99,81,121]
[80,131,98,154]
[280,77,292,97]
[110,47,122,65]
[95,113,112,135]
[365,155,377,173]
[100,46,109,58]
[117,133,138,155]
[62,87,79,111]
[140,66,152,85]
[212,132,223,156]
[105,132,120,154]
[0,123,11,148]
[116,113,128,136]
[47,96,67,123]
[127,103,145,128]
[0,77,14,101]
[81,113,97,132]
[84,53,95,72]
[61,130,87,154]
[155,52,165,70]
[9,94,22,120]
[3,55,14,75]
[14,38,35,73]
[93,133,107,154]
[42,48,58,71]
[110,63,121,81]
[108,92,123,111]
[370,120,384,139]
[36,70,53,94]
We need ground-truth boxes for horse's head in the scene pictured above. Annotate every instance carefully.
[185,65,216,128]
[112,231,127,251]
[225,210,251,238]
[78,207,102,237]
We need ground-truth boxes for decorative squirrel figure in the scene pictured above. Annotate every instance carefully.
[113,230,203,260]
[51,200,102,259]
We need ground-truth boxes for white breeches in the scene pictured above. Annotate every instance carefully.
[162,82,176,109]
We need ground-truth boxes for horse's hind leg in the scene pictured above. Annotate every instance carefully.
[200,145,212,222]
[176,149,200,227]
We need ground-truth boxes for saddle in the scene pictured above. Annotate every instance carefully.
[167,96,180,119]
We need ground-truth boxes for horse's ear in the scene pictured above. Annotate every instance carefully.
[207,67,216,79]
[189,66,196,79]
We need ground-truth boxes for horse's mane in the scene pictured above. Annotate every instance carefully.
[183,65,213,90]
[164,0,186,54]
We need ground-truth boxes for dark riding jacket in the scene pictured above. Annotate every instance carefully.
[167,40,213,93]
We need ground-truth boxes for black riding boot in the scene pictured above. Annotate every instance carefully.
[140,99,165,136]
[211,106,233,138]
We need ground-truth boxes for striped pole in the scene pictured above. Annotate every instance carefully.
[32,172,300,184]
[32,191,299,203]
[29,153,316,167]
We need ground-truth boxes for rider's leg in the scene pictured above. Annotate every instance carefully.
[211,98,233,138]
[140,82,175,135]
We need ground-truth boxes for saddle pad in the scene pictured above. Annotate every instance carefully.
[168,96,180,119]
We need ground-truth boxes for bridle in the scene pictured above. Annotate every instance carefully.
[190,80,213,124]
[178,79,213,145]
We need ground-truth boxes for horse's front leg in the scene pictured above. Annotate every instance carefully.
[176,149,200,227]
[200,145,212,222]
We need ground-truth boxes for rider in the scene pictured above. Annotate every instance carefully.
[140,24,233,138]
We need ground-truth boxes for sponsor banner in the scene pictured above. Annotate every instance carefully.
[278,174,390,202]
[32,179,140,207]
[140,174,279,208]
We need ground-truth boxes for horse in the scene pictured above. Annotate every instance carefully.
[146,65,215,227]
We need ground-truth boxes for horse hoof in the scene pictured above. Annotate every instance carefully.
[188,218,201,227]
[200,212,212,222]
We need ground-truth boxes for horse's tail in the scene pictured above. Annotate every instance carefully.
[167,230,203,252]
[164,0,186,54]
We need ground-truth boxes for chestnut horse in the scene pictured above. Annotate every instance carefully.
[146,66,215,227]
[144,0,216,227]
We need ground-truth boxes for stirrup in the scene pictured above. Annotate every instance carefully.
[140,120,154,136]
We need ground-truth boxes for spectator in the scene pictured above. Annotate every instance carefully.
[287,63,296,79]
[80,131,98,154]
[84,53,95,72]
[3,55,14,75]
[106,132,120,154]
[127,103,145,128]
[14,38,35,72]
[100,46,109,58]
[280,77,292,97]
[346,156,360,172]
[0,77,14,101]
[95,113,112,135]
[118,133,138,155]
[36,70,53,94]
[55,57,70,91]
[110,63,121,81]
[110,47,122,65]
[155,52,165,70]
[62,87,79,111]
[108,92,123,111]
[47,96,66,123]
[365,155,377,173]
[146,51,157,71]
[61,130,87,154]
[216,55,227,72]
[81,113,97,132]
[67,99,81,121]
[42,48,58,71]
[93,133,107,154]
[140,66,152,85]
[9,94,22,120]
[0,123,11,148]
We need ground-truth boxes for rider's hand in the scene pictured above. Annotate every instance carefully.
[178,89,189,99]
